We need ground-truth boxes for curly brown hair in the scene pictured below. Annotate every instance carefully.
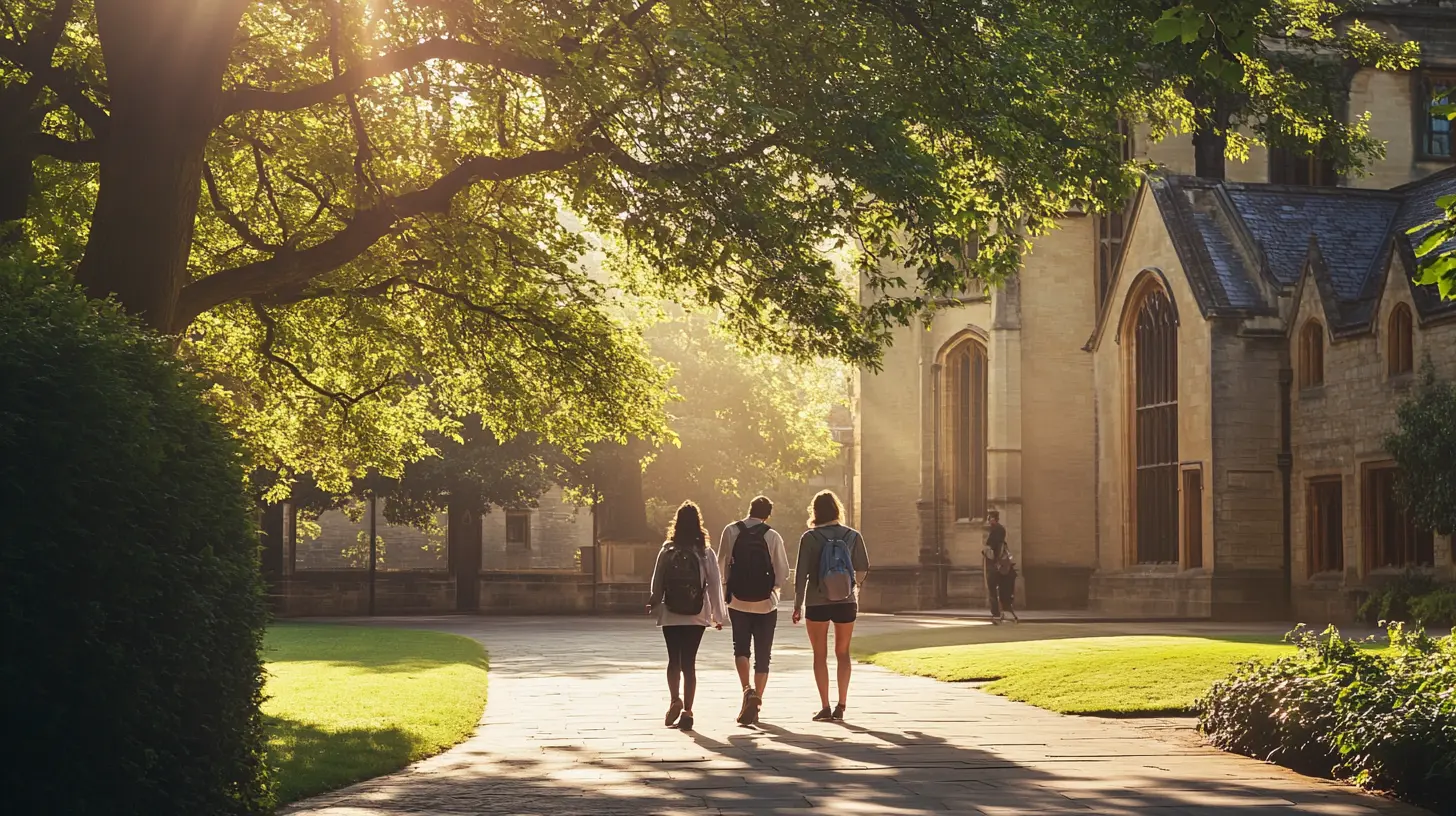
[668,500,710,549]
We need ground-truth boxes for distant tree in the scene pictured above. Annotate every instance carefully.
[1386,360,1456,536]
[643,313,844,529]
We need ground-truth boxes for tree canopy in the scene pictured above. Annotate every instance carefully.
[0,0,1412,491]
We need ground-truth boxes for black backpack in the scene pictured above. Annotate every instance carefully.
[726,522,775,602]
[661,543,706,615]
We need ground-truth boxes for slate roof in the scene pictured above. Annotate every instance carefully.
[1146,171,1456,334]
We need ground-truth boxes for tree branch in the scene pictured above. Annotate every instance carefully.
[175,145,597,328]
[203,161,281,252]
[252,300,396,412]
[27,132,100,162]
[222,37,560,118]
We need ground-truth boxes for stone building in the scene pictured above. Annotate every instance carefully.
[302,486,590,572]
[855,3,1456,618]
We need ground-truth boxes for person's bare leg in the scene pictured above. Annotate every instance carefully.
[806,620,831,709]
[754,671,769,698]
[735,656,751,690]
[833,621,855,707]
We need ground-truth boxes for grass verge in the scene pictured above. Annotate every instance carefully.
[263,623,489,804]
[861,634,1292,715]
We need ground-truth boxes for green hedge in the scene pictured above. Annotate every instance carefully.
[1359,571,1456,630]
[1198,626,1456,815]
[0,264,272,814]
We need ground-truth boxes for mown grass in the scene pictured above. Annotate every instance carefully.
[860,633,1293,715]
[262,624,489,804]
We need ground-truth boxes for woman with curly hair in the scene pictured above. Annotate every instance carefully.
[647,500,726,731]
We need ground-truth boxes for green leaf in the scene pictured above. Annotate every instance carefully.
[1152,14,1185,44]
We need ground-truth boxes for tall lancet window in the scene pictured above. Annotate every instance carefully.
[946,339,989,521]
[1131,284,1179,564]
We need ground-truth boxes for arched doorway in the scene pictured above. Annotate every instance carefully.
[1129,282,1179,564]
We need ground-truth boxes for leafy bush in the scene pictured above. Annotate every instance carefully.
[1411,588,1456,631]
[1357,569,1440,625]
[1199,625,1456,814]
[0,264,272,814]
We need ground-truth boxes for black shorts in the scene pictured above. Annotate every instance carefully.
[805,602,857,624]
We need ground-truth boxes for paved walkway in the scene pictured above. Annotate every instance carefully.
[285,614,1428,816]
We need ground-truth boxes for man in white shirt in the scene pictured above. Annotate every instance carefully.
[718,495,790,726]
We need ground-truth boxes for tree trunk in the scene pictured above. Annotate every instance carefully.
[76,0,248,332]
[447,495,482,611]
[591,441,656,542]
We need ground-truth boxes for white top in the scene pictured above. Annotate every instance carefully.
[649,543,727,628]
[717,518,791,614]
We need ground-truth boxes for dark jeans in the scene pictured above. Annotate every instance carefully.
[728,608,778,674]
[663,625,706,706]
[987,572,1015,616]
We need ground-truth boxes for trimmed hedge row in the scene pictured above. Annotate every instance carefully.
[1198,625,1456,815]
[0,263,272,814]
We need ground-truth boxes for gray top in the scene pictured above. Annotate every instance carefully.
[793,522,870,610]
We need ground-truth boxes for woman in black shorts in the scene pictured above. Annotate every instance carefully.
[792,490,870,722]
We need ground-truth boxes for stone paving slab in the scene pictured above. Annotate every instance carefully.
[283,615,1429,816]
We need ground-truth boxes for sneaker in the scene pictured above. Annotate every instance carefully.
[742,691,762,726]
[665,698,683,727]
[678,712,695,731]
[735,687,754,725]
[832,703,846,721]
[812,706,834,722]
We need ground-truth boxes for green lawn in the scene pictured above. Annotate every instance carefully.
[861,633,1292,715]
[263,624,489,804]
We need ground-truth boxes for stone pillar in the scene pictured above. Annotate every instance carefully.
[990,275,1025,598]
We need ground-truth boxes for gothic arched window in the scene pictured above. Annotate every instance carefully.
[1299,320,1325,388]
[1388,304,1413,377]
[946,339,988,520]
[1131,284,1179,564]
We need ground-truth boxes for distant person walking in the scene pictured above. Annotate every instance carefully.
[982,509,1018,623]
[719,495,790,726]
[648,501,726,731]
[792,490,869,722]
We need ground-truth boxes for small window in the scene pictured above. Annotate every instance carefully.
[505,510,531,549]
[1363,464,1434,571]
[1182,467,1203,569]
[1307,477,1344,575]
[1388,304,1414,377]
[1269,144,1337,187]
[953,236,983,298]
[1420,72,1456,160]
[1298,321,1325,388]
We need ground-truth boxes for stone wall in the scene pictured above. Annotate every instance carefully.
[299,502,445,571]
[273,570,455,617]
[1019,216,1099,607]
[477,570,595,614]
[1207,321,1287,618]
[482,485,592,571]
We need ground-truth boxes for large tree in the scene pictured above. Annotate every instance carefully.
[0,0,1411,489]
